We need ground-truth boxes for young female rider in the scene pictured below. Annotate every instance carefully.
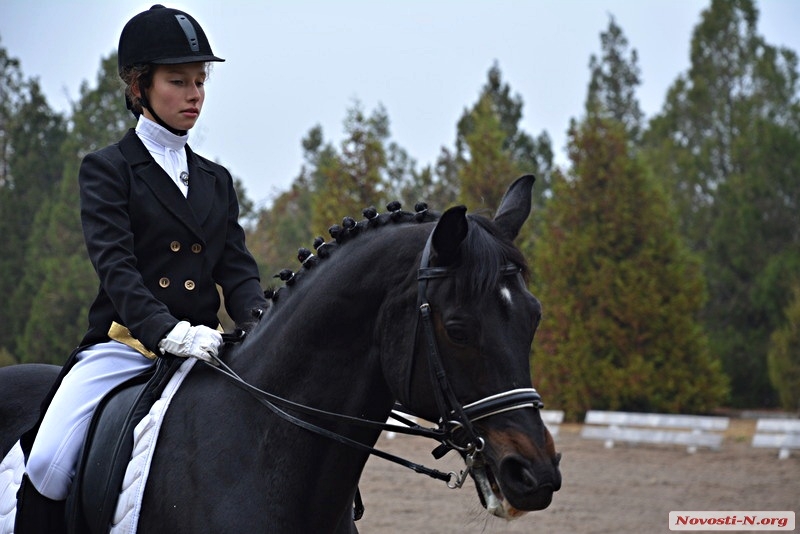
[15,5,268,532]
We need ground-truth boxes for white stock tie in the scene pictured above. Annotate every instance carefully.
[164,145,189,198]
[135,116,190,198]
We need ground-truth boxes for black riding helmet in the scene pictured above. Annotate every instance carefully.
[118,4,224,132]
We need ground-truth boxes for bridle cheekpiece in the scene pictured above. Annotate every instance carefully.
[414,229,544,485]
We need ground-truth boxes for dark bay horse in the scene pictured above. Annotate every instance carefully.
[0,175,561,532]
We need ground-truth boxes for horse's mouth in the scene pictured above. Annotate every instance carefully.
[473,464,527,519]
[472,453,559,519]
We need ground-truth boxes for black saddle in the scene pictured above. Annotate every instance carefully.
[65,357,183,534]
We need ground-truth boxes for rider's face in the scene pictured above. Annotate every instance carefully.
[139,62,207,131]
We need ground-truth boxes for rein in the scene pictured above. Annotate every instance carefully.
[206,351,456,483]
[206,227,544,490]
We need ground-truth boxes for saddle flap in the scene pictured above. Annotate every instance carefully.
[66,358,182,534]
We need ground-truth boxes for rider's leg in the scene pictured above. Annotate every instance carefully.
[17,341,154,532]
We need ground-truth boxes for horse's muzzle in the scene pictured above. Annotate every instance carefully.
[476,427,562,517]
[497,451,562,511]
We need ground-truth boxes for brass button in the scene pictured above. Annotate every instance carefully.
[170,241,181,252]
[191,243,202,253]
[184,280,196,291]
[159,277,170,288]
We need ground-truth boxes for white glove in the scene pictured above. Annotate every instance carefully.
[158,321,223,365]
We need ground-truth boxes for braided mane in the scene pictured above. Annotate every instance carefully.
[264,201,439,302]
[262,199,529,312]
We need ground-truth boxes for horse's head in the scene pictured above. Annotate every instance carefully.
[394,175,561,518]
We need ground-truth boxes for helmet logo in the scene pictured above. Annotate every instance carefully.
[174,14,200,52]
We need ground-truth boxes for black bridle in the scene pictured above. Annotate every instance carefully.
[206,228,545,488]
[414,230,544,467]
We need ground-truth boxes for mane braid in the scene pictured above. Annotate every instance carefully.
[265,201,440,304]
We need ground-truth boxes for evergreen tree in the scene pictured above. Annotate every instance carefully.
[586,16,644,143]
[457,93,522,212]
[0,40,23,187]
[15,54,130,363]
[249,174,314,282]
[16,186,96,364]
[383,143,437,211]
[284,102,423,239]
[0,44,67,361]
[440,63,553,212]
[392,163,445,212]
[232,176,258,232]
[767,282,800,411]
[251,68,551,289]
[250,104,421,282]
[0,346,13,367]
[643,0,800,405]
[309,103,388,236]
[533,116,727,419]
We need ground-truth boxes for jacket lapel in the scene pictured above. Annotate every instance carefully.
[118,130,208,241]
[185,145,214,226]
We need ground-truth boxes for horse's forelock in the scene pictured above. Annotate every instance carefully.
[457,215,529,300]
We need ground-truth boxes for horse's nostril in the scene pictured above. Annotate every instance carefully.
[500,456,539,493]
[521,467,537,487]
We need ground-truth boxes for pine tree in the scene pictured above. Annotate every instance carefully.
[16,183,96,364]
[0,45,67,361]
[643,0,800,406]
[250,102,422,281]
[14,54,130,363]
[767,282,800,411]
[457,93,522,212]
[533,116,727,418]
[285,102,422,239]
[0,40,23,187]
[440,63,553,212]
[249,174,314,282]
[309,103,388,236]
[586,15,644,143]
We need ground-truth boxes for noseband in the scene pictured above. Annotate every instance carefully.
[415,230,544,470]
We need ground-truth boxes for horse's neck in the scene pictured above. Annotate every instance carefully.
[202,228,426,526]
[238,224,426,414]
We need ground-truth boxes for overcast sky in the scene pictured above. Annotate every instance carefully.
[3,1,800,207]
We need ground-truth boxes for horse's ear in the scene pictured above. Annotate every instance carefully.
[493,174,535,241]
[431,205,468,266]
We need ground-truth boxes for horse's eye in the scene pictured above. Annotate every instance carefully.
[445,323,471,345]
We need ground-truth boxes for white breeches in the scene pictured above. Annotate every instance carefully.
[25,341,155,500]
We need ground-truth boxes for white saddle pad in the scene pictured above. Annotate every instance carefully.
[0,441,25,533]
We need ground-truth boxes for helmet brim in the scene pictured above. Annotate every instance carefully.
[151,55,225,64]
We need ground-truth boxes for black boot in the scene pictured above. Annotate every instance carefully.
[15,474,67,534]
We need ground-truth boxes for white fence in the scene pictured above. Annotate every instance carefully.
[580,410,729,453]
[751,418,800,459]
[541,410,564,437]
